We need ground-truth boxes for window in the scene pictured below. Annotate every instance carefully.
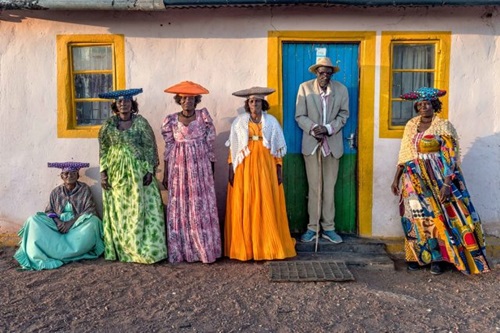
[57,35,125,138]
[379,32,450,138]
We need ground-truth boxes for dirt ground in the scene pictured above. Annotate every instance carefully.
[1,246,499,333]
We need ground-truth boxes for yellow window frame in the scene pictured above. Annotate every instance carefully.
[57,34,125,138]
[379,31,451,138]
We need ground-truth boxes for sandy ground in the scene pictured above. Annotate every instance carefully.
[1,246,499,333]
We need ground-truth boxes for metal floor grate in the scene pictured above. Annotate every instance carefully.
[268,261,355,282]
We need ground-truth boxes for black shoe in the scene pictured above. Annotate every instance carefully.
[407,262,420,271]
[430,263,443,275]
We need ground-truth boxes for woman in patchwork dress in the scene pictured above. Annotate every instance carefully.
[391,87,490,275]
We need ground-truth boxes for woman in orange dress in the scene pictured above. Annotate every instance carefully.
[224,87,296,261]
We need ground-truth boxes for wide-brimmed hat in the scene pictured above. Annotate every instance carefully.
[98,88,143,100]
[232,86,275,100]
[164,81,209,96]
[308,57,340,74]
[48,162,90,173]
[400,87,446,101]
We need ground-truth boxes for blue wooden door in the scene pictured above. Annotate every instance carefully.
[282,42,359,234]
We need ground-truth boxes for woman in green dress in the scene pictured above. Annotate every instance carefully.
[14,162,104,270]
[98,88,167,264]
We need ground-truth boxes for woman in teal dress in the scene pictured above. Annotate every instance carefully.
[14,162,105,271]
[98,88,167,264]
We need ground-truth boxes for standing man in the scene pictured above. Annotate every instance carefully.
[295,57,349,244]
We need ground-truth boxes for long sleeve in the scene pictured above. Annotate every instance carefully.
[45,187,60,215]
[328,86,349,134]
[72,182,98,216]
[139,116,160,174]
[98,118,114,172]
[201,108,217,162]
[161,114,175,164]
[295,82,316,133]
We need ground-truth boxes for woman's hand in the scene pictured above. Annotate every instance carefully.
[277,164,283,185]
[59,220,76,234]
[439,183,451,203]
[391,165,404,196]
[391,179,400,196]
[53,218,65,233]
[228,163,234,187]
[143,172,153,186]
[101,171,111,190]
[54,217,75,234]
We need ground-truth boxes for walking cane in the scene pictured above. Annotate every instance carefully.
[314,146,322,253]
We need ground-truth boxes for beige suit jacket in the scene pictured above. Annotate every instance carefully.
[295,78,349,158]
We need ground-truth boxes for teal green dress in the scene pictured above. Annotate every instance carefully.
[14,182,104,271]
[99,114,167,264]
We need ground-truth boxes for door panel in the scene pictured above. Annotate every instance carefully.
[282,42,359,234]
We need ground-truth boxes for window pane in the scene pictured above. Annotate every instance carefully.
[391,101,415,126]
[74,74,113,98]
[72,46,112,71]
[392,72,434,98]
[76,101,112,126]
[393,44,435,70]
[391,42,436,127]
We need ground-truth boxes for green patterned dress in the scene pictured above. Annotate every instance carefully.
[99,114,167,264]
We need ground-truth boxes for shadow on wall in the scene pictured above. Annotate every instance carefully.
[214,130,230,225]
[81,166,103,218]
[215,106,246,222]
[460,131,500,237]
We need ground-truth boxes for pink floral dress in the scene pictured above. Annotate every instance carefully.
[161,108,221,263]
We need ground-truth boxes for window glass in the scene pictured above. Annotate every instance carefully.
[392,44,435,69]
[74,73,113,99]
[72,46,112,71]
[391,43,435,126]
[72,46,114,126]
[76,101,112,126]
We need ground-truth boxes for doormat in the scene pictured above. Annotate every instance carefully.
[268,261,355,282]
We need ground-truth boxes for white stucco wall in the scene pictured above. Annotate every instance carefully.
[0,6,499,239]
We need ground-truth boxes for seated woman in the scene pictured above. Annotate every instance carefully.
[14,162,105,271]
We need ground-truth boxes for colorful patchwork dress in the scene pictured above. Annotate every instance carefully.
[14,182,104,270]
[99,114,167,264]
[397,115,490,274]
[224,112,296,261]
[161,108,221,263]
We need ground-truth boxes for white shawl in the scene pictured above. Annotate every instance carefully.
[225,112,287,171]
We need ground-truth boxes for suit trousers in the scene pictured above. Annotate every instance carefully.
[304,151,339,232]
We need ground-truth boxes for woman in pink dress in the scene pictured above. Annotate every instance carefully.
[161,81,221,263]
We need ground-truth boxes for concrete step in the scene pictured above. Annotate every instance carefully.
[293,252,395,270]
[294,235,387,254]
[293,235,396,270]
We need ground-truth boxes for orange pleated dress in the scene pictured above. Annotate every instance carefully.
[224,122,297,261]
